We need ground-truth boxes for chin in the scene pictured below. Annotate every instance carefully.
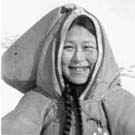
[71,78,87,85]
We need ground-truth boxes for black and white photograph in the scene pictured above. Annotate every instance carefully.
[1,0,135,135]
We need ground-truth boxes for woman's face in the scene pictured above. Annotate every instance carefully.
[62,25,98,84]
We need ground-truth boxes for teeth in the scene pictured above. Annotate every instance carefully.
[71,67,88,72]
[76,68,83,71]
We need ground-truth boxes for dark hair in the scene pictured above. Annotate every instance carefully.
[69,15,96,36]
[62,16,96,135]
[62,84,83,135]
[62,84,72,135]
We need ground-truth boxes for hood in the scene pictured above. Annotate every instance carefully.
[36,4,121,100]
[2,4,120,100]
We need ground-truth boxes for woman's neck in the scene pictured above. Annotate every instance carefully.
[64,78,87,97]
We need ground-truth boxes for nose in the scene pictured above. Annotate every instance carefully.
[72,48,85,62]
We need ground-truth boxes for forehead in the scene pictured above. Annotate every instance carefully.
[66,25,96,42]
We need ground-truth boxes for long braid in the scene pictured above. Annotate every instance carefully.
[62,84,84,135]
[62,84,72,135]
[72,89,84,135]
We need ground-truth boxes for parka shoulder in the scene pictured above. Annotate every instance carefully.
[102,85,135,134]
[1,88,53,135]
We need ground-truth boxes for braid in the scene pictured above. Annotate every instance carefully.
[62,84,72,135]
[72,89,84,135]
[62,84,84,135]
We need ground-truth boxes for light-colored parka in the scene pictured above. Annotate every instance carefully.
[1,4,135,135]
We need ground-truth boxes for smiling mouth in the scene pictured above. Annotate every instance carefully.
[69,66,90,72]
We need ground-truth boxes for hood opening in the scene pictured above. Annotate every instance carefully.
[56,8,103,100]
[37,5,119,101]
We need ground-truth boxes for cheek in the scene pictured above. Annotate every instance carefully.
[61,52,73,78]
[86,51,98,65]
[93,51,98,63]
[61,51,73,69]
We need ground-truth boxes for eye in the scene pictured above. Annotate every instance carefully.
[83,45,95,50]
[64,45,73,49]
[63,44,74,51]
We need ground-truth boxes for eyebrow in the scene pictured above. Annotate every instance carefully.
[82,41,94,44]
[65,40,94,44]
[65,40,75,44]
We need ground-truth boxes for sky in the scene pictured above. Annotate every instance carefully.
[1,0,135,117]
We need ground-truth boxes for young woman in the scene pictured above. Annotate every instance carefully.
[2,4,135,135]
